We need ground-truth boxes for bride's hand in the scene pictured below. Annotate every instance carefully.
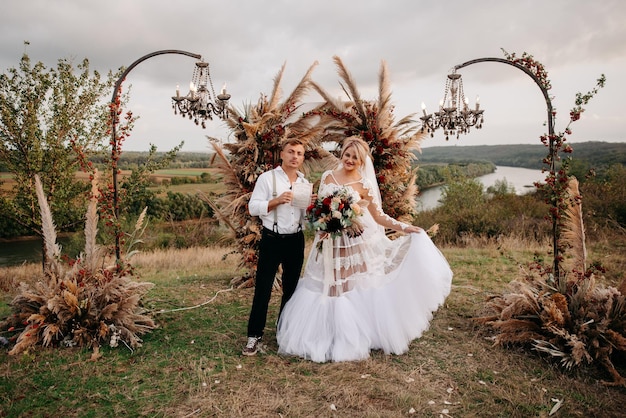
[403,225,423,234]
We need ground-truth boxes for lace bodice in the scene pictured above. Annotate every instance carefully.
[311,170,413,297]
[318,181,362,203]
[318,170,409,233]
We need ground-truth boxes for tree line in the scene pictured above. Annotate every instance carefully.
[417,141,626,171]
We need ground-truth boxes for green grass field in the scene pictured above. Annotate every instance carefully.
[1,240,625,417]
[153,168,213,176]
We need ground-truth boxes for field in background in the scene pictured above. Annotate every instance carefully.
[0,168,223,194]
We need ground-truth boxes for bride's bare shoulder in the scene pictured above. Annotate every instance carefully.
[322,170,339,184]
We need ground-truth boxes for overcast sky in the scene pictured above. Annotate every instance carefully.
[2,0,625,153]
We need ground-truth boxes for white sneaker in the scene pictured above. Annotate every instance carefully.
[242,336,262,356]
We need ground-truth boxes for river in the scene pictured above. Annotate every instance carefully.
[0,235,75,267]
[417,165,545,212]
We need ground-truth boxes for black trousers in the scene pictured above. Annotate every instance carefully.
[247,227,305,338]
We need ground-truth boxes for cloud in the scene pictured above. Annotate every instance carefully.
[1,0,625,151]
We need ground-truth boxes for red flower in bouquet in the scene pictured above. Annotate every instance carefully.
[306,187,364,246]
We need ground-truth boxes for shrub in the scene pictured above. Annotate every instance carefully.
[415,176,550,245]
[163,191,212,222]
[580,164,626,232]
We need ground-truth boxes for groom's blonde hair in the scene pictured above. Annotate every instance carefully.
[340,136,371,165]
[280,137,306,149]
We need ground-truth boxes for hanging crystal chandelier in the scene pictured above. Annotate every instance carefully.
[420,71,484,140]
[171,60,231,128]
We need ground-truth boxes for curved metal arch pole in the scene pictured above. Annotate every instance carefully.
[453,57,560,279]
[110,50,202,261]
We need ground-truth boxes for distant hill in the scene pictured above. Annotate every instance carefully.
[416,141,626,169]
[80,142,626,172]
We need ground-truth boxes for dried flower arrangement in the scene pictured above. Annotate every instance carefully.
[1,173,156,355]
[476,178,626,386]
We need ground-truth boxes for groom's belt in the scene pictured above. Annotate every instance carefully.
[262,227,302,239]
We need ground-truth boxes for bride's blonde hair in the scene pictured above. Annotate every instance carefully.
[340,136,371,166]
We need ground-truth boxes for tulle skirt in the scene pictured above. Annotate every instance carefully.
[277,231,453,363]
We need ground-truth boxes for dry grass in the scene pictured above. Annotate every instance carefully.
[0,262,43,293]
[0,246,239,295]
[132,245,239,275]
[157,241,626,417]
[1,239,625,417]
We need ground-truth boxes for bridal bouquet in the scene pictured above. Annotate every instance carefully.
[306,187,364,247]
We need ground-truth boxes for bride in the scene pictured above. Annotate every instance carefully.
[277,136,453,362]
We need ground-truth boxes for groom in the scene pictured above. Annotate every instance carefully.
[242,137,311,356]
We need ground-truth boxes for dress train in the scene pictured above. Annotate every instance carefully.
[277,231,452,362]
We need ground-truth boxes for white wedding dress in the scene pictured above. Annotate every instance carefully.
[277,169,453,363]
